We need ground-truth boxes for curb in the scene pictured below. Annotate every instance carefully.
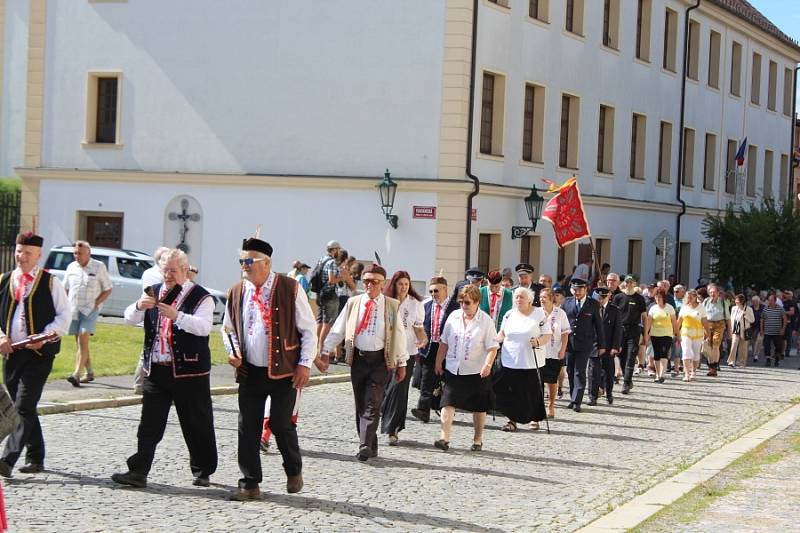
[37,373,351,416]
[576,402,800,532]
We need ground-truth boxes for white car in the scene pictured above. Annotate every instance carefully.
[44,246,227,323]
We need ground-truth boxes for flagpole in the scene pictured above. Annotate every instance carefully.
[588,236,598,287]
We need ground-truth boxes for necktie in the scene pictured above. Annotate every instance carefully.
[356,299,376,335]
[490,292,499,316]
[15,272,34,303]
[158,286,180,355]
[600,305,605,320]
[432,304,442,342]
[576,299,582,314]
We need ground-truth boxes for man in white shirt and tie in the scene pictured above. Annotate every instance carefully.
[322,264,408,461]
[412,276,450,423]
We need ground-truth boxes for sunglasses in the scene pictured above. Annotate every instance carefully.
[239,257,268,266]
[429,288,440,294]
[459,300,476,306]
[363,278,384,286]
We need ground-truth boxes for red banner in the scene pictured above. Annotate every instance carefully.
[541,178,591,248]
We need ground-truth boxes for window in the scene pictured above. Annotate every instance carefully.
[725,139,737,194]
[529,0,549,22]
[767,60,777,111]
[565,0,584,36]
[630,113,646,180]
[479,72,505,156]
[519,235,541,272]
[730,41,742,96]
[703,133,716,191]
[780,154,789,201]
[658,121,672,183]
[750,52,762,105]
[488,0,509,7]
[84,73,121,145]
[597,105,615,174]
[682,127,695,187]
[763,150,774,198]
[595,238,611,270]
[708,30,721,89]
[602,0,620,50]
[662,8,677,72]
[687,20,700,81]
[559,94,580,169]
[477,233,501,273]
[627,239,642,278]
[522,84,545,163]
[785,68,794,116]
[117,258,151,280]
[635,0,652,61]
[678,242,691,286]
[746,145,757,197]
[700,243,714,280]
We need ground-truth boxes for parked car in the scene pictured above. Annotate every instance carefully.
[44,246,227,323]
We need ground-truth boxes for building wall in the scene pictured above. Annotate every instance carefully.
[40,0,447,178]
[0,0,29,177]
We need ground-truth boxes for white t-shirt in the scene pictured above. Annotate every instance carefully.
[398,296,425,355]
[441,309,499,375]
[542,306,571,360]
[499,307,551,369]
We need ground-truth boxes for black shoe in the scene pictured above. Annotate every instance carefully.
[356,446,375,462]
[567,402,575,409]
[607,396,614,405]
[411,408,430,424]
[470,443,483,452]
[621,385,631,395]
[18,463,43,474]
[434,439,450,452]
[775,360,780,367]
[260,439,270,454]
[658,377,666,383]
[557,387,563,399]
[765,359,772,367]
[112,471,147,488]
[0,460,11,478]
[572,405,582,413]
[67,375,81,388]
[587,399,598,406]
[192,476,210,487]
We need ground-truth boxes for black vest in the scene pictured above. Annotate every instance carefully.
[0,269,62,357]
[142,283,211,378]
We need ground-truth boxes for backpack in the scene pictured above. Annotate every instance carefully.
[309,257,334,295]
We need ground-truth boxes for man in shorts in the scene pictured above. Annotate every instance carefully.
[315,240,342,352]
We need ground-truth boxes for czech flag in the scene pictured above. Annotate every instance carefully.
[735,137,747,166]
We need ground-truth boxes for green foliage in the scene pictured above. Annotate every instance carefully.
[0,178,21,195]
[703,199,800,291]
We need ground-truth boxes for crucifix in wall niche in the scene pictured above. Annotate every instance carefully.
[168,198,200,253]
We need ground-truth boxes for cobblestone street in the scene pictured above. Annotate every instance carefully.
[5,365,800,532]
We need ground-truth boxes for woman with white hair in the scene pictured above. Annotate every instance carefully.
[493,287,552,432]
[676,289,707,381]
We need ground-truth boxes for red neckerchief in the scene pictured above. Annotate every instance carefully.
[431,302,442,342]
[158,286,180,356]
[251,285,272,331]
[490,291,499,316]
[15,272,34,303]
[356,298,376,335]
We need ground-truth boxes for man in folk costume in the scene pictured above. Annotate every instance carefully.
[322,263,408,461]
[111,248,217,489]
[223,237,317,501]
[411,276,450,424]
[480,270,513,332]
[0,233,70,477]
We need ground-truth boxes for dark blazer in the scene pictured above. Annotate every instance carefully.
[421,299,448,358]
[562,296,606,353]
[599,302,623,354]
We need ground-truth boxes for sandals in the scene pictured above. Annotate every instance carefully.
[556,387,563,399]
[434,439,449,451]
[501,421,517,432]
[388,434,399,446]
[470,442,483,452]
[530,421,540,431]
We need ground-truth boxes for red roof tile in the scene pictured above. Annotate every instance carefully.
[707,0,800,52]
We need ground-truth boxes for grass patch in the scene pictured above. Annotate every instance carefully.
[4,323,228,381]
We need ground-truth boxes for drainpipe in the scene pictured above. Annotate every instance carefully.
[464,0,480,271]
[790,66,799,207]
[675,0,701,283]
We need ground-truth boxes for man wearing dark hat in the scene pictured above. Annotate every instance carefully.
[515,263,544,306]
[587,287,622,405]
[322,263,408,461]
[412,276,450,423]
[0,232,71,477]
[480,270,513,331]
[561,278,605,412]
[112,248,218,489]
[223,237,318,500]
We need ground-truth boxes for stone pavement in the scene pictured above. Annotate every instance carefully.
[5,364,800,532]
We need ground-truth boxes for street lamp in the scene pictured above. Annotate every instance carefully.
[511,185,545,239]
[376,169,399,229]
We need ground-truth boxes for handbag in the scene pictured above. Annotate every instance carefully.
[0,385,19,443]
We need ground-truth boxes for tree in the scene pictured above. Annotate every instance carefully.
[703,199,800,292]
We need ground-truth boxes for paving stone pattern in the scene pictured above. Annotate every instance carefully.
[5,365,800,532]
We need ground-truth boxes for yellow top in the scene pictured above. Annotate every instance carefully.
[679,304,707,340]
[648,304,676,337]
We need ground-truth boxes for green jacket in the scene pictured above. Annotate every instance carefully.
[480,286,513,331]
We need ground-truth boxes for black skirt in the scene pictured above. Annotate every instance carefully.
[540,358,564,384]
[380,356,416,435]
[493,367,546,423]
[440,370,492,413]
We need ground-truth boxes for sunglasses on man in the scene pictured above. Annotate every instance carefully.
[239,257,268,266]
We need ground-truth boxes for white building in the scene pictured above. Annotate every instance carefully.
[1,0,798,290]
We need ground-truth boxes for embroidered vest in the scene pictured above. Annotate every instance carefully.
[0,270,61,357]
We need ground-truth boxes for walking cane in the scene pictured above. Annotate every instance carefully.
[532,343,550,434]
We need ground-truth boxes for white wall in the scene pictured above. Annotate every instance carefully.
[38,179,438,290]
[0,0,29,176]
[41,0,446,178]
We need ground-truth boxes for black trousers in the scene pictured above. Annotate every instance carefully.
[588,355,615,401]
[238,364,301,489]
[126,365,217,479]
[381,356,415,435]
[621,326,642,387]
[416,345,441,413]
[351,350,389,453]
[763,334,784,361]
[565,348,590,406]
[2,350,53,468]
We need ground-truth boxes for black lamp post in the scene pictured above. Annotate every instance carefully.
[376,169,399,229]
[511,185,545,239]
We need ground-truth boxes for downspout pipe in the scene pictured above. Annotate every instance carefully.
[464,0,480,271]
[675,0,701,283]
[790,65,799,207]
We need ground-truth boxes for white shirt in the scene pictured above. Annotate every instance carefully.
[500,307,551,369]
[221,272,317,368]
[64,258,112,317]
[325,293,388,353]
[398,296,425,355]
[2,266,71,343]
[124,281,214,363]
[141,265,163,290]
[542,306,571,360]
[440,309,499,375]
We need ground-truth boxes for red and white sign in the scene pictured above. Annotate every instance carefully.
[413,206,437,219]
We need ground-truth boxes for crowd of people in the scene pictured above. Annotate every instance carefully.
[0,230,798,504]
